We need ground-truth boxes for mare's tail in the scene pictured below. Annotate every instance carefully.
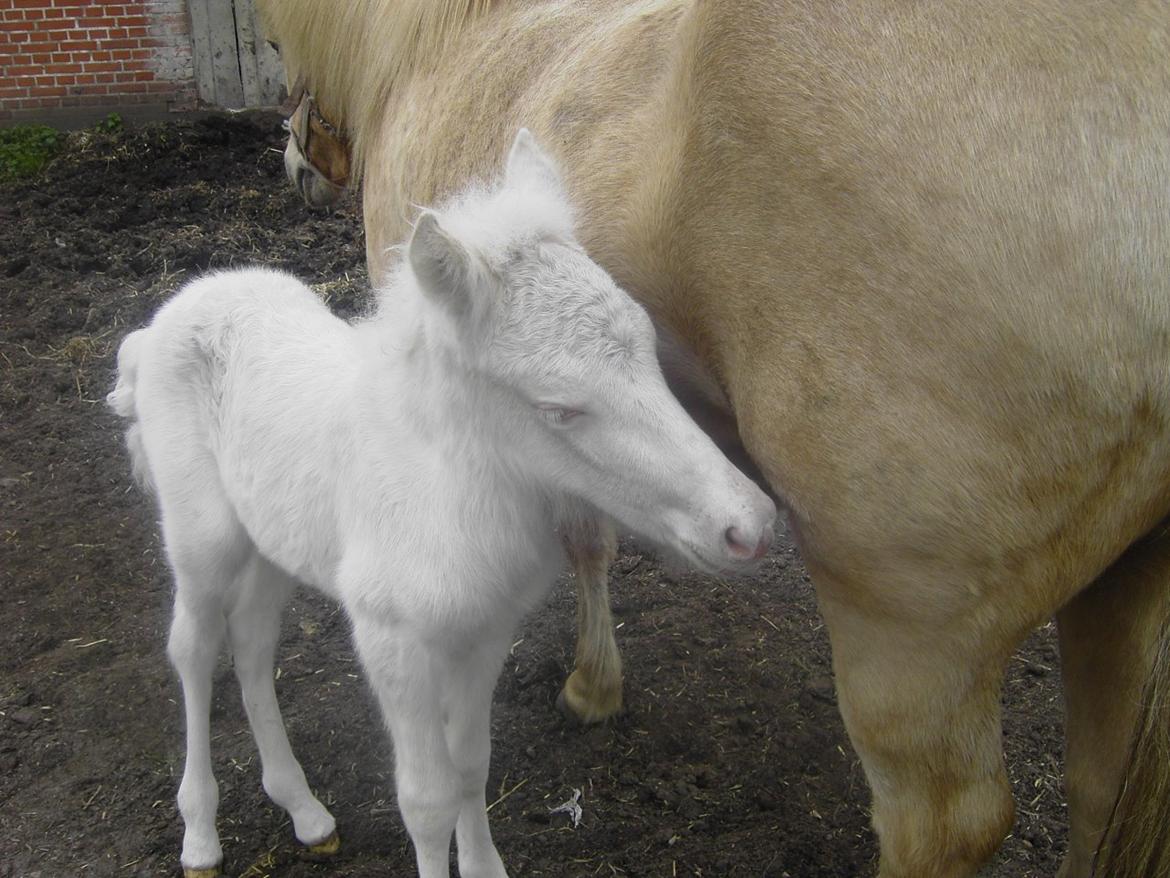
[1093,607,1170,875]
[106,328,156,492]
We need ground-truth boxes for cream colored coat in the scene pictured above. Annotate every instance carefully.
[261,2,1170,876]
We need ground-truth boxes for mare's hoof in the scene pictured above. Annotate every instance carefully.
[182,869,219,878]
[556,680,621,725]
[304,830,341,858]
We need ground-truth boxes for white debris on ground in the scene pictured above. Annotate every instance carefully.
[548,788,583,828]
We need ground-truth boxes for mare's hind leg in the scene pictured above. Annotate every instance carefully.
[227,554,338,854]
[814,566,1021,878]
[1055,532,1170,878]
[558,516,623,723]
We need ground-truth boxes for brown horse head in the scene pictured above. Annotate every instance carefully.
[283,81,350,209]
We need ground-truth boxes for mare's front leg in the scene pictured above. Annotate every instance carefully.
[558,516,623,723]
[812,560,1023,878]
[350,611,511,878]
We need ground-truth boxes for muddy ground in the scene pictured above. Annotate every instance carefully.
[0,114,1068,877]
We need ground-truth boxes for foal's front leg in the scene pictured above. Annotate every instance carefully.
[559,516,623,723]
[351,613,510,878]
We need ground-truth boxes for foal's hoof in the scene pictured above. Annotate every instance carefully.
[556,673,622,725]
[303,830,341,859]
[182,869,219,878]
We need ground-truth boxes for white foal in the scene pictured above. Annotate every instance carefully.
[109,130,775,878]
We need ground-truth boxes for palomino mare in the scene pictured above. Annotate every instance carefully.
[259,2,1170,876]
[111,130,775,877]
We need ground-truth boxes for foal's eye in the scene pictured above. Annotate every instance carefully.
[535,403,584,426]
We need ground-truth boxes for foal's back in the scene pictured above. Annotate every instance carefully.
[134,268,360,589]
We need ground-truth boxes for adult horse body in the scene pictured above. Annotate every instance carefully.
[259,2,1170,876]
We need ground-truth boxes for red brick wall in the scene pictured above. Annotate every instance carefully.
[0,0,196,122]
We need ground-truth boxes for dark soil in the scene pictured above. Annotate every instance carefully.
[0,114,1068,878]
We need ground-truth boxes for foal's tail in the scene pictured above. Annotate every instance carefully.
[107,328,156,492]
[1093,606,1170,876]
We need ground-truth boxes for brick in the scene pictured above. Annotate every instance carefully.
[30,84,66,96]
[46,61,82,73]
[29,23,72,39]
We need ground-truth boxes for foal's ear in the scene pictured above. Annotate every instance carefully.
[505,128,564,196]
[409,211,475,314]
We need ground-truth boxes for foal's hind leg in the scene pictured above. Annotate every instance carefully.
[170,581,230,878]
[227,554,338,855]
[165,508,251,878]
[1056,533,1170,878]
[155,445,270,877]
[558,516,623,723]
[814,565,1021,878]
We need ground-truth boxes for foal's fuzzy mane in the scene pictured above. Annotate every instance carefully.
[258,0,492,180]
[377,176,577,314]
[440,180,576,261]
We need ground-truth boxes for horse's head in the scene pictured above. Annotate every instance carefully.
[283,83,350,209]
[406,130,776,572]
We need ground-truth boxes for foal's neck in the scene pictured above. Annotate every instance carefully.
[366,285,514,468]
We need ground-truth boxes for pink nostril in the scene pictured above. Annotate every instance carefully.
[725,526,771,561]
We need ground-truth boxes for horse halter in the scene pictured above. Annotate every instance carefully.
[282,76,350,193]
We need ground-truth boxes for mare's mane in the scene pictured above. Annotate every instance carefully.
[259,0,493,178]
